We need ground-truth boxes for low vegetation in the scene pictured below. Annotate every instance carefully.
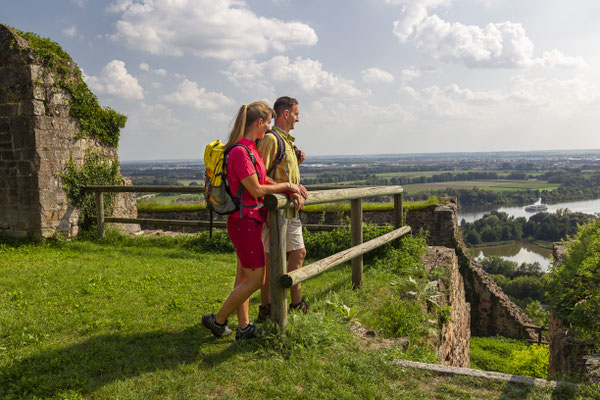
[471,336,549,379]
[548,219,600,346]
[2,231,596,399]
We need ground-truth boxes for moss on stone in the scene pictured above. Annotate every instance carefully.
[10,26,126,147]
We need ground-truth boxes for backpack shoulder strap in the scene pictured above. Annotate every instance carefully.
[265,129,286,178]
[225,142,263,218]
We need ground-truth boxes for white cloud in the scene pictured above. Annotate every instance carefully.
[139,62,168,76]
[62,26,77,37]
[164,79,233,110]
[401,74,600,120]
[361,67,395,84]
[107,0,318,60]
[71,0,87,6]
[83,60,144,100]
[224,56,363,99]
[400,67,423,82]
[391,1,586,69]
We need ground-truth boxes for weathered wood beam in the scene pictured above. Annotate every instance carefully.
[280,225,411,288]
[264,186,404,211]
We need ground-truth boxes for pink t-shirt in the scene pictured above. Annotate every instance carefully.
[227,138,267,221]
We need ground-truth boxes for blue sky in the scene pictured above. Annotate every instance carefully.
[2,0,600,160]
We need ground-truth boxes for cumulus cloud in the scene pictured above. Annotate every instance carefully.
[107,0,318,60]
[62,26,77,37]
[164,79,233,110]
[361,67,395,84]
[83,60,144,100]
[401,75,600,119]
[224,56,362,99]
[391,1,586,69]
[139,62,167,76]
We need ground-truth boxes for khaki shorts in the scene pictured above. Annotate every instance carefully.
[263,217,305,253]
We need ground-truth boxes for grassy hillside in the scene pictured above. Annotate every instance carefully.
[0,233,596,399]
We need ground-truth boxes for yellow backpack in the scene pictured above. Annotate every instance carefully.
[203,140,260,216]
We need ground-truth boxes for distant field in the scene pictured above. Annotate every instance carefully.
[177,179,203,186]
[140,194,203,205]
[401,179,559,194]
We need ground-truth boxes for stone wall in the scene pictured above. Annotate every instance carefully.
[423,246,471,367]
[548,242,600,383]
[405,200,537,340]
[0,25,138,239]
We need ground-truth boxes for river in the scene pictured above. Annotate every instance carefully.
[458,198,600,272]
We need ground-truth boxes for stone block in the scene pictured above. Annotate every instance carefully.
[12,129,35,149]
[0,117,9,132]
[33,116,54,131]
[0,131,11,145]
[0,150,15,161]
[15,148,37,162]
[19,100,46,116]
[6,85,33,103]
[33,85,45,100]
[0,67,31,87]
[0,141,13,151]
[9,116,34,133]
[0,105,19,117]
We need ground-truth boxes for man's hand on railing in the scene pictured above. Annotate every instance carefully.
[296,184,308,199]
[290,192,305,210]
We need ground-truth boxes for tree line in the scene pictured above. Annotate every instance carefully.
[461,210,595,245]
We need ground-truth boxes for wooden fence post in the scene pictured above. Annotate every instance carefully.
[351,198,363,289]
[96,191,105,238]
[394,193,403,228]
[269,209,288,330]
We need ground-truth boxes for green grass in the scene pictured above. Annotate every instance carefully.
[0,233,597,399]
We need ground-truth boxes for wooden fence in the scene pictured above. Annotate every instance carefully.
[85,185,410,330]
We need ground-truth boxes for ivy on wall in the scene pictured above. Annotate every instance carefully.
[11,27,126,147]
[59,152,121,230]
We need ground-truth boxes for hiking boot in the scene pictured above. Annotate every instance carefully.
[236,322,262,340]
[201,314,232,338]
[255,304,271,323]
[289,298,309,314]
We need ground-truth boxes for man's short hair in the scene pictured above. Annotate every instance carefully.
[273,96,298,117]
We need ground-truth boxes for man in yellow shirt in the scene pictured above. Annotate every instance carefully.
[256,96,309,321]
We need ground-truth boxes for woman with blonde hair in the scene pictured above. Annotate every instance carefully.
[201,101,306,340]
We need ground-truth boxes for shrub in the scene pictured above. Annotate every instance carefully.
[548,219,600,343]
[471,336,549,378]
[507,344,549,378]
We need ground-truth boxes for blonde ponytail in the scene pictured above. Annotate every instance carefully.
[224,102,274,151]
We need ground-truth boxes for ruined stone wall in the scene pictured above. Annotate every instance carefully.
[404,200,537,341]
[0,26,41,238]
[423,246,471,368]
[0,25,138,239]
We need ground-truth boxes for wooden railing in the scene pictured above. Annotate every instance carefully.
[263,186,409,329]
[524,324,549,345]
[85,184,410,330]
